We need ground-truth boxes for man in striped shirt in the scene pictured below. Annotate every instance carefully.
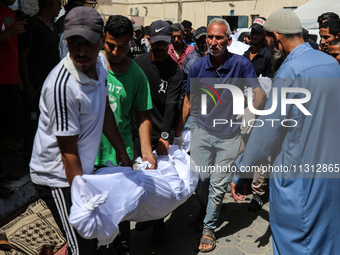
[29,7,131,254]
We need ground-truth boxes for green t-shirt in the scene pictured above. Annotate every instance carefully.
[95,56,153,166]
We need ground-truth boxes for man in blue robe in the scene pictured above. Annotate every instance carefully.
[232,9,340,255]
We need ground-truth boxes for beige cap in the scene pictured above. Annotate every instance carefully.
[264,9,302,34]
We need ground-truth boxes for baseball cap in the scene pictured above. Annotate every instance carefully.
[264,9,302,34]
[194,26,208,39]
[250,17,266,33]
[149,20,171,43]
[133,24,142,31]
[64,6,104,44]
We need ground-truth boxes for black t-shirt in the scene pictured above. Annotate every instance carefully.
[55,14,66,34]
[19,16,60,92]
[243,45,273,78]
[134,51,184,144]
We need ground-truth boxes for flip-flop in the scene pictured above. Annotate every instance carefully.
[198,229,216,253]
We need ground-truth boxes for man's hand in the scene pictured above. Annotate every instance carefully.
[10,20,26,36]
[137,110,155,168]
[156,138,169,156]
[142,152,157,169]
[231,182,244,202]
[236,107,255,135]
[116,153,133,168]
[173,135,183,149]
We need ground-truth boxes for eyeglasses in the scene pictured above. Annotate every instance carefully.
[207,35,227,40]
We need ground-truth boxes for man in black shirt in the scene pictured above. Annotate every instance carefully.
[134,20,183,156]
[243,17,273,77]
[19,0,61,165]
[133,19,183,238]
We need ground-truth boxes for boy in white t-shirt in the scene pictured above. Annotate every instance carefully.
[29,6,132,254]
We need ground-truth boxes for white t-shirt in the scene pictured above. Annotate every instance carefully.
[30,53,108,187]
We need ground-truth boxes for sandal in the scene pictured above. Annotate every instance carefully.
[198,229,216,253]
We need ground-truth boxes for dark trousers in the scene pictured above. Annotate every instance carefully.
[34,184,98,255]
[0,84,18,175]
[0,84,18,140]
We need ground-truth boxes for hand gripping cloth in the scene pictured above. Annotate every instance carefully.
[69,146,198,246]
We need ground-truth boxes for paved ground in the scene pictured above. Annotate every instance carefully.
[129,193,272,255]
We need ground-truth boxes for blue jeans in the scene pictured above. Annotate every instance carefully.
[183,115,198,131]
[191,127,241,230]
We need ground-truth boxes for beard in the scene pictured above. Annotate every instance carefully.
[151,48,167,59]
[268,38,286,74]
[271,47,286,74]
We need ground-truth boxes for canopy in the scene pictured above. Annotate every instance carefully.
[294,0,340,29]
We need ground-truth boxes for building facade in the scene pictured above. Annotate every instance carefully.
[16,0,309,31]
[97,0,309,28]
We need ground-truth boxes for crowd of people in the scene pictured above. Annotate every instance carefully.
[1,0,340,254]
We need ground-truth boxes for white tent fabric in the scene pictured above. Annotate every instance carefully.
[68,146,198,246]
[294,0,340,29]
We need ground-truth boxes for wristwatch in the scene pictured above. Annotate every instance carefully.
[161,132,169,140]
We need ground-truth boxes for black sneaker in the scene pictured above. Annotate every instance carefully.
[248,194,264,211]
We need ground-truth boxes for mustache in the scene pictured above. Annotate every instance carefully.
[209,45,222,51]
[208,45,224,55]
[209,42,224,50]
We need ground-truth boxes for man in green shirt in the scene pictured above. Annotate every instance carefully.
[95,15,157,255]
[95,15,156,169]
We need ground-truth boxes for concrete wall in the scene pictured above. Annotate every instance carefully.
[114,2,181,26]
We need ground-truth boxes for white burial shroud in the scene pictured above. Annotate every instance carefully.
[69,146,198,246]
